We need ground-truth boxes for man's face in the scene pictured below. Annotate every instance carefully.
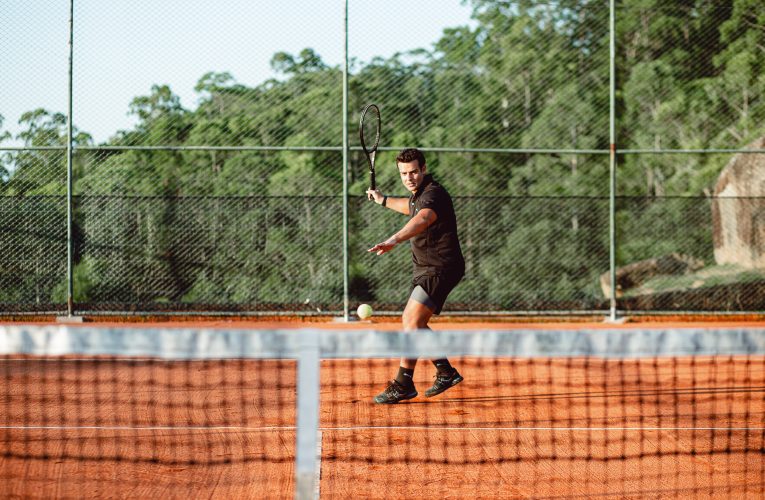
[397,160,427,193]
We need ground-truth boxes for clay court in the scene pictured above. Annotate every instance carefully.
[2,315,765,498]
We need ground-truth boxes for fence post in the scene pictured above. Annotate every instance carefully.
[341,0,350,322]
[65,0,75,318]
[608,0,618,322]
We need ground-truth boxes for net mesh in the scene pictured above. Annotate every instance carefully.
[1,325,764,498]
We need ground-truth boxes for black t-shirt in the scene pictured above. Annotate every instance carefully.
[408,175,465,275]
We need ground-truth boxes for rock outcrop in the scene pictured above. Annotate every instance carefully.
[712,137,765,269]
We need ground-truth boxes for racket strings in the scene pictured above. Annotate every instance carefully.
[360,105,381,153]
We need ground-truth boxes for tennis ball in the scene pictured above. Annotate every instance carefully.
[356,303,373,320]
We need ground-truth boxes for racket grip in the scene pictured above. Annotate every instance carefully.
[370,170,376,192]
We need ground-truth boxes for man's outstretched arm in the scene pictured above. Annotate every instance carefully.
[368,208,438,256]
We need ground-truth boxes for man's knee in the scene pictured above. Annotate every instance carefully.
[402,315,423,331]
[402,303,432,330]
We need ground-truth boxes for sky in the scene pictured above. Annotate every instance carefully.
[1,0,477,145]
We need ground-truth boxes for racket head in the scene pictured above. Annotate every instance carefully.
[359,103,381,192]
[359,104,381,158]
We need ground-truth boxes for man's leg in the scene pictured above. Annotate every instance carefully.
[400,298,456,375]
[374,286,463,402]
[405,285,463,397]
[398,295,435,368]
[373,298,433,404]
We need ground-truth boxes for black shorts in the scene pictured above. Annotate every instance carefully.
[409,269,464,315]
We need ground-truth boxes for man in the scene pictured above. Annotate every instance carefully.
[366,148,465,404]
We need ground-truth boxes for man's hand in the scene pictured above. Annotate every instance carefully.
[366,188,384,203]
[368,237,398,256]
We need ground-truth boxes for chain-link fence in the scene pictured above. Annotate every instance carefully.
[1,1,764,316]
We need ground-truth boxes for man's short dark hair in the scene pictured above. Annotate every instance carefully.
[396,148,426,168]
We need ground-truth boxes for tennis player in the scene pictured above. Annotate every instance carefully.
[366,148,465,404]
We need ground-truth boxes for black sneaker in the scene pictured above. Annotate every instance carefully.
[373,380,418,404]
[424,369,463,398]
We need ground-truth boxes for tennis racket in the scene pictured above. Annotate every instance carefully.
[359,104,381,200]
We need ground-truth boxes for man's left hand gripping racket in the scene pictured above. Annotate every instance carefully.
[359,104,381,201]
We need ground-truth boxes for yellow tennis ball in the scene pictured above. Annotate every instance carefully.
[356,303,373,320]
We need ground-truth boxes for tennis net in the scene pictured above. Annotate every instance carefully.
[1,325,764,498]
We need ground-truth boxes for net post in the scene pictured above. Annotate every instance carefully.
[295,330,321,500]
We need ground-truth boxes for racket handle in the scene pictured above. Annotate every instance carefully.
[370,170,376,192]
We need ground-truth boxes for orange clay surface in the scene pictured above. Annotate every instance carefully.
[1,315,764,498]
[3,312,765,330]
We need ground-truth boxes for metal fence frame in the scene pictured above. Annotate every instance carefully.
[2,0,764,320]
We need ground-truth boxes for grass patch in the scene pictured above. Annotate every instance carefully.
[624,264,765,297]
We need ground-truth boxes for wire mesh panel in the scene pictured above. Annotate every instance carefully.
[1,1,765,315]
[351,151,611,312]
[349,1,610,151]
[0,150,67,312]
[0,2,71,313]
[352,194,612,312]
[614,194,765,312]
[614,152,765,312]
[613,1,765,313]
[74,150,344,312]
[72,0,345,148]
[0,2,70,148]
[615,2,763,153]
